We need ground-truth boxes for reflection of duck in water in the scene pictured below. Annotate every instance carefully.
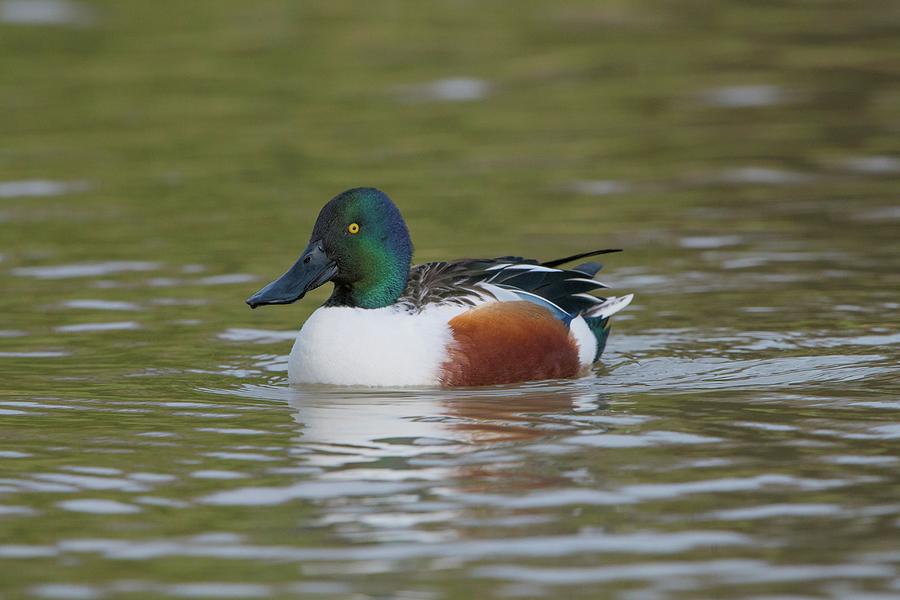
[247,188,632,387]
[286,384,604,470]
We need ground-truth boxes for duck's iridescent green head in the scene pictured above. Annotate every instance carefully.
[247,188,413,310]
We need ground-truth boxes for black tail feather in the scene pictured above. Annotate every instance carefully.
[571,261,602,277]
[542,248,622,268]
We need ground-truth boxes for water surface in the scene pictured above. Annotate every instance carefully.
[1,1,899,598]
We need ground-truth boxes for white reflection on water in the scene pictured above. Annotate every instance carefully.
[196,382,620,513]
[13,262,160,279]
[34,473,147,492]
[55,321,141,333]
[61,466,121,475]
[57,499,141,514]
[207,380,606,461]
[202,481,419,506]
[0,179,89,197]
[714,166,813,186]
[0,351,69,358]
[570,179,631,196]
[567,430,721,447]
[190,470,247,480]
[196,274,257,285]
[700,84,787,108]
[842,155,900,175]
[703,503,841,520]
[400,78,490,102]
[679,235,743,249]
[0,505,36,515]
[601,353,891,391]
[59,299,141,311]
[854,205,900,221]
[217,328,297,343]
[2,529,748,563]
[0,545,58,558]
[437,473,857,509]
[30,580,354,599]
[0,450,31,458]
[474,560,892,586]
[194,427,267,435]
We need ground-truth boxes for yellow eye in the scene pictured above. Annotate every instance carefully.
[347,222,360,234]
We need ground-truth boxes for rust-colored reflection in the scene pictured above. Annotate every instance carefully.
[442,392,585,443]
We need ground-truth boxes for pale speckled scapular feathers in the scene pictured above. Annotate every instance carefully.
[397,249,622,313]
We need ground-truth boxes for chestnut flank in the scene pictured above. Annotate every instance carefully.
[440,302,580,387]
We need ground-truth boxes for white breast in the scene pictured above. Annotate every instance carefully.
[288,304,469,386]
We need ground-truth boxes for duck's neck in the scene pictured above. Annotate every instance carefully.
[328,251,411,309]
[328,272,406,309]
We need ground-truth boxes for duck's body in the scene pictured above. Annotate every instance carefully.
[247,188,632,388]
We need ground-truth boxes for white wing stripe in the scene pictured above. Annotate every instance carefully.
[566,277,609,288]
[573,293,604,304]
[493,264,560,273]
[584,294,634,319]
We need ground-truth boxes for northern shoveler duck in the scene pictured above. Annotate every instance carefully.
[246,187,633,387]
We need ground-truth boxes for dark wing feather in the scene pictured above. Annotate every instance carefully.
[541,248,621,268]
[492,269,552,290]
[571,262,602,277]
[536,277,606,301]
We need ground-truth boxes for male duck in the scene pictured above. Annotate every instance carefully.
[247,187,633,387]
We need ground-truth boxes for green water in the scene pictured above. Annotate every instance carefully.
[1,1,899,598]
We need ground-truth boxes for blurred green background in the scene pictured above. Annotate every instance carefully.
[2,0,898,337]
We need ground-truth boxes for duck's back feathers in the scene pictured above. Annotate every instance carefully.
[398,250,623,317]
[394,250,632,378]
